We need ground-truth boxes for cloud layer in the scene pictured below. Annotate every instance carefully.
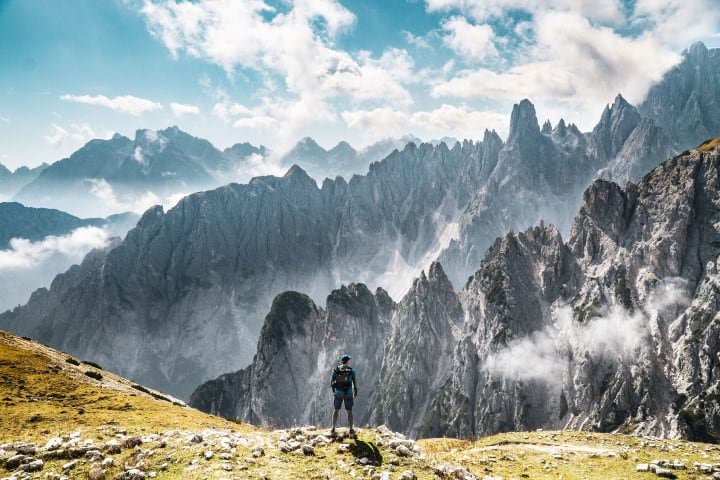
[60,94,163,116]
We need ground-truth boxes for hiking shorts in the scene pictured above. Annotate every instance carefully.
[333,393,354,411]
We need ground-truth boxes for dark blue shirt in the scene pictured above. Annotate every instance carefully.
[331,366,356,396]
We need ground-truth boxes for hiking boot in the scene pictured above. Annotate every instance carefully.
[330,428,336,437]
[348,429,356,437]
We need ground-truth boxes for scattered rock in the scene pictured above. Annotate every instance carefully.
[302,444,315,456]
[252,447,264,458]
[44,438,64,451]
[399,470,416,480]
[104,440,121,454]
[654,468,677,479]
[637,464,650,472]
[14,445,36,456]
[62,460,78,472]
[122,437,142,449]
[204,451,213,460]
[118,469,145,480]
[188,435,202,444]
[5,454,30,470]
[19,459,42,472]
[396,445,412,457]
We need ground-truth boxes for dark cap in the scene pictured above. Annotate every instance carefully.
[341,354,351,363]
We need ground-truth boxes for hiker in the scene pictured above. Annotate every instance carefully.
[330,354,358,436]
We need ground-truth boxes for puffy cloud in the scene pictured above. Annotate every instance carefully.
[0,226,116,311]
[0,227,108,271]
[341,104,508,145]
[140,0,411,104]
[441,16,498,63]
[169,102,200,116]
[632,0,720,48]
[86,178,161,213]
[431,11,681,129]
[44,122,98,149]
[60,94,163,115]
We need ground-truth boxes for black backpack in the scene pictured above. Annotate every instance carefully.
[332,365,353,391]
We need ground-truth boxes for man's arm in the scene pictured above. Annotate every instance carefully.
[353,371,358,398]
[331,369,336,392]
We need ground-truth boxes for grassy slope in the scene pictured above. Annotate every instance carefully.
[1,329,719,479]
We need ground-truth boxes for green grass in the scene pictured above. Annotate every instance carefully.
[698,136,720,152]
[2,330,720,479]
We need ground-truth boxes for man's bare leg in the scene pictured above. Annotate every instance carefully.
[331,409,339,434]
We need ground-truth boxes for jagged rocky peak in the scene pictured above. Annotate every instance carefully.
[640,41,720,149]
[292,137,326,155]
[508,99,540,143]
[554,118,567,136]
[328,140,356,156]
[687,40,709,58]
[541,119,552,134]
[588,93,641,162]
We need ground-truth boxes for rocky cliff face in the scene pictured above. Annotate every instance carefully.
[193,142,720,443]
[439,43,720,288]
[640,42,720,151]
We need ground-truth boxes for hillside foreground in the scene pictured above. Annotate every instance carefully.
[1,331,720,480]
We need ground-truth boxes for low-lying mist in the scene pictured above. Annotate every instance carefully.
[0,225,133,312]
[483,278,689,382]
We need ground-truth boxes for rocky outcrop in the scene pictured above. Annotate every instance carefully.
[640,42,720,151]
[195,143,720,442]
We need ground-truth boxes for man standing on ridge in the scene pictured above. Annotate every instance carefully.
[330,354,358,437]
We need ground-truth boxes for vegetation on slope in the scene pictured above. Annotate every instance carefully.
[1,330,720,479]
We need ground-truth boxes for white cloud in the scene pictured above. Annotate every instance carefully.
[441,16,498,63]
[86,178,161,213]
[632,0,720,48]
[60,94,163,115]
[44,123,98,149]
[169,102,200,116]
[342,104,508,145]
[484,278,689,382]
[212,102,253,123]
[140,0,416,147]
[0,227,108,271]
[403,31,431,49]
[431,11,682,129]
[0,115,9,124]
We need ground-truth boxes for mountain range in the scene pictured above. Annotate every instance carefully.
[0,162,48,200]
[192,140,720,442]
[1,42,718,410]
[0,202,136,249]
[10,127,421,218]
[280,135,422,181]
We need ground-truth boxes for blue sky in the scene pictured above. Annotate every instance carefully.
[1,0,719,169]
